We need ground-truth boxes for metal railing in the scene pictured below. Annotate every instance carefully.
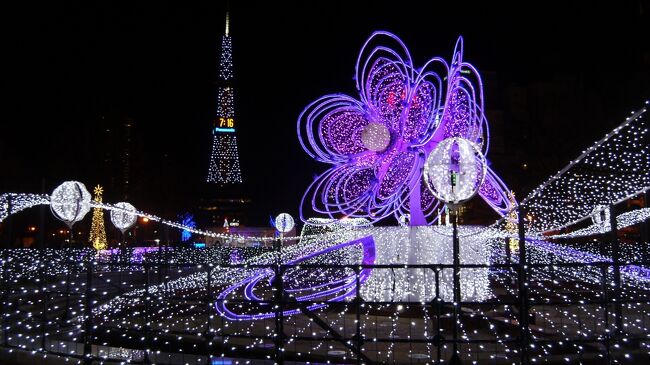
[2,206,650,364]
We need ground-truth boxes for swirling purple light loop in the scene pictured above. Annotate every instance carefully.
[215,236,376,321]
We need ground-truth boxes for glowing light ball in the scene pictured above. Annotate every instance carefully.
[110,202,137,233]
[591,205,610,233]
[424,137,486,204]
[361,123,391,152]
[591,205,609,225]
[398,214,410,226]
[275,213,295,233]
[50,181,92,227]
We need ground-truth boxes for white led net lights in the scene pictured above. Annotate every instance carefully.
[0,193,50,222]
[511,102,649,233]
[548,207,650,239]
[5,217,650,363]
[360,225,491,302]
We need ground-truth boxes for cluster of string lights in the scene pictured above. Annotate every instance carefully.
[547,207,650,239]
[6,221,650,363]
[3,171,650,363]
[515,101,649,233]
[0,193,50,223]
[3,24,650,363]
[0,189,320,243]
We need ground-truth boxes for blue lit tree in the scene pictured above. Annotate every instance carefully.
[179,213,196,242]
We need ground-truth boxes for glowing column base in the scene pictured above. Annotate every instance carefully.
[361,226,491,302]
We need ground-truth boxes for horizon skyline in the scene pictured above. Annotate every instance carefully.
[2,1,649,228]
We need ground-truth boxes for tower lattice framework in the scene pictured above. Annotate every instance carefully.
[207,12,243,184]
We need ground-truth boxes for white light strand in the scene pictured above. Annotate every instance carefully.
[547,207,650,239]
[0,193,49,222]
[505,102,649,233]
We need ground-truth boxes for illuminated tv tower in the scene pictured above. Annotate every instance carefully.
[207,12,243,184]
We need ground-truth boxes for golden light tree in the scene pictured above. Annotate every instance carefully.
[89,185,108,250]
[504,191,519,252]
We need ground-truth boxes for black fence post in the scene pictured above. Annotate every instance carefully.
[164,240,170,298]
[84,259,93,365]
[4,194,13,249]
[450,209,461,364]
[64,254,71,321]
[1,197,9,348]
[41,260,48,353]
[274,238,284,365]
[206,265,213,360]
[601,262,611,364]
[144,264,151,364]
[2,196,12,347]
[609,204,623,335]
[642,192,650,260]
[39,186,46,250]
[433,268,442,364]
[5,195,12,249]
[355,265,362,365]
[157,247,164,299]
[517,204,529,365]
[599,215,612,364]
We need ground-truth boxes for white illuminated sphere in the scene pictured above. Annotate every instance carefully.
[275,213,295,233]
[361,123,391,152]
[398,214,410,226]
[424,137,487,204]
[110,202,138,233]
[591,205,610,225]
[50,181,92,227]
[591,205,611,233]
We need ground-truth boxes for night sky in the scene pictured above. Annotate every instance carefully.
[2,1,649,228]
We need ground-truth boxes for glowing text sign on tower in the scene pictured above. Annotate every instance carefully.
[215,117,235,133]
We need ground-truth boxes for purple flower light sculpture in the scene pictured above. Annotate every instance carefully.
[298,31,515,225]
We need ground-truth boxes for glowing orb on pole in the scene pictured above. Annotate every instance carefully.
[50,181,92,227]
[275,213,295,233]
[591,205,610,233]
[110,202,138,234]
[424,137,486,205]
